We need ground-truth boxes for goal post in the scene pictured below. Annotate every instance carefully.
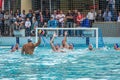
[35,28,99,48]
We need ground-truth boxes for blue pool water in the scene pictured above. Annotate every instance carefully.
[0,46,120,80]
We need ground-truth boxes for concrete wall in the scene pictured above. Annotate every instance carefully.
[21,0,32,13]
[93,22,120,37]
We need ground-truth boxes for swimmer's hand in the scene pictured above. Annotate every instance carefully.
[53,33,57,37]
[64,31,68,36]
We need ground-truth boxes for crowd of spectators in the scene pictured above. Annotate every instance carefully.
[0,2,120,37]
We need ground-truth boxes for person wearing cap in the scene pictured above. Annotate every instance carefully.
[50,33,64,52]
[114,43,120,50]
[88,44,93,51]
[61,31,74,50]
[21,37,41,54]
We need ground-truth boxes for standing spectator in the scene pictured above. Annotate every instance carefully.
[43,8,50,23]
[4,11,10,35]
[32,13,36,24]
[96,10,104,22]
[73,9,78,27]
[76,11,84,26]
[66,10,74,36]
[48,17,58,28]
[31,18,38,36]
[26,10,33,23]
[87,9,96,27]
[51,10,57,20]
[117,12,120,22]
[56,10,65,36]
[37,11,44,27]
[0,9,4,36]
[76,11,84,36]
[25,18,31,36]
[103,8,112,21]
[9,10,14,36]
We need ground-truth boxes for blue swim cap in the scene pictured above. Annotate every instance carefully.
[28,38,32,42]
[116,43,119,48]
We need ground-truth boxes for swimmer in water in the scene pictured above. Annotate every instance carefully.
[21,37,41,54]
[50,33,65,52]
[88,44,93,51]
[114,43,120,50]
[61,31,74,50]
[11,43,19,52]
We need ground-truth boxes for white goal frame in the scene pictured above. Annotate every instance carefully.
[36,28,99,48]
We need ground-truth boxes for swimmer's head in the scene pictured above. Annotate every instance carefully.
[55,44,60,50]
[28,38,32,42]
[114,43,119,49]
[69,43,74,50]
[89,44,93,50]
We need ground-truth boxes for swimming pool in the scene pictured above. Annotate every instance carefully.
[0,46,120,80]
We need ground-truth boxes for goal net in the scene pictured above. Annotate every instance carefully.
[35,28,99,48]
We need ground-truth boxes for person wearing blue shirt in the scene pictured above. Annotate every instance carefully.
[48,17,58,28]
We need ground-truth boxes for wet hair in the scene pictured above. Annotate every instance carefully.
[115,43,119,48]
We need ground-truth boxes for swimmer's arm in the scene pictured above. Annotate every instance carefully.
[50,36,56,51]
[21,46,25,54]
[64,31,69,48]
[34,37,41,47]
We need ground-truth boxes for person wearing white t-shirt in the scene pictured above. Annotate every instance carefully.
[87,9,96,27]
[117,12,120,22]
[56,10,65,36]
[25,18,31,36]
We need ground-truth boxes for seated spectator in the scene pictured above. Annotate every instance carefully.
[103,8,112,21]
[48,17,58,28]
[96,10,104,22]
[14,16,24,30]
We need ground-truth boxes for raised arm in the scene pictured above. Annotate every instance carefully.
[50,33,57,51]
[34,37,41,47]
[63,31,69,48]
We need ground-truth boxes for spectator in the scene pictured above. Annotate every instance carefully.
[51,10,57,20]
[25,18,31,36]
[20,10,26,21]
[76,11,84,26]
[31,18,38,36]
[4,11,10,35]
[14,16,24,30]
[103,8,112,21]
[37,11,44,27]
[56,10,65,36]
[48,17,58,28]
[86,9,96,27]
[43,8,50,22]
[96,10,104,22]
[26,9,33,23]
[117,12,120,22]
[9,10,14,36]
[0,10,4,36]
[66,10,74,36]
